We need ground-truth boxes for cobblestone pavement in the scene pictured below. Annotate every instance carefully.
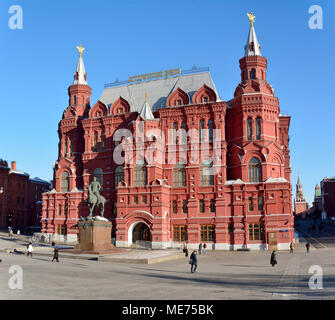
[0,240,334,300]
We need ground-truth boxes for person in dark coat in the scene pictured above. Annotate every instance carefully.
[190,250,198,273]
[270,250,277,267]
[306,242,311,253]
[289,242,293,253]
[52,247,59,262]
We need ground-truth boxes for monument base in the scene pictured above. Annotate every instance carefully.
[73,219,115,254]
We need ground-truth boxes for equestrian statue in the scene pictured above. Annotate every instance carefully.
[86,176,106,219]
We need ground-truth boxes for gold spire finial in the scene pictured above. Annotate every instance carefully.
[144,93,148,102]
[76,44,85,58]
[247,12,256,26]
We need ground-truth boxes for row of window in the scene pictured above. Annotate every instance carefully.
[173,223,265,242]
[171,199,216,214]
[60,155,262,192]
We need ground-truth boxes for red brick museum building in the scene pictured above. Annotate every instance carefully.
[41,16,294,250]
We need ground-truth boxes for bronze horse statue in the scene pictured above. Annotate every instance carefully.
[86,183,106,218]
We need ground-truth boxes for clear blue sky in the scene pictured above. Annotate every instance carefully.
[1,0,334,205]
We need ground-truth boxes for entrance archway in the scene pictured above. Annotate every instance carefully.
[132,222,151,242]
[127,221,151,246]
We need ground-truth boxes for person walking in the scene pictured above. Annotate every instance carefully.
[306,242,311,253]
[290,242,294,253]
[203,242,207,254]
[270,250,277,267]
[27,242,33,258]
[198,243,202,255]
[190,250,198,273]
[52,247,59,262]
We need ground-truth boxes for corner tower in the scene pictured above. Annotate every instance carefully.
[54,45,92,192]
[227,13,290,183]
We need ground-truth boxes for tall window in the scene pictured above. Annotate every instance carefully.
[64,139,68,157]
[200,160,214,186]
[248,157,262,183]
[173,225,187,241]
[201,225,215,242]
[73,96,77,105]
[208,119,213,142]
[182,200,188,214]
[58,204,62,216]
[64,201,68,216]
[100,131,105,151]
[173,122,178,144]
[199,120,205,142]
[93,168,103,187]
[134,196,138,204]
[210,199,215,213]
[255,118,261,140]
[134,161,146,186]
[249,197,254,211]
[258,197,263,211]
[249,223,265,241]
[172,200,177,214]
[180,122,187,144]
[69,139,73,156]
[93,132,98,152]
[174,163,186,187]
[115,166,124,189]
[247,118,252,140]
[250,68,256,79]
[61,171,69,192]
[199,199,205,213]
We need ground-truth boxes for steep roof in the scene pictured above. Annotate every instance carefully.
[99,69,220,113]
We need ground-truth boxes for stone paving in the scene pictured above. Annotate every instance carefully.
[0,234,334,300]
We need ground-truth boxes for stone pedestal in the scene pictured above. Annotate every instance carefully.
[74,219,115,254]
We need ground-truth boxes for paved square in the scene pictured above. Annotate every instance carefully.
[0,240,334,300]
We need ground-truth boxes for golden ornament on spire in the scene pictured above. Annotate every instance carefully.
[247,12,256,26]
[76,44,85,58]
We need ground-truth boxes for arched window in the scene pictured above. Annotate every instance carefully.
[248,157,262,183]
[250,68,256,79]
[255,118,261,140]
[100,131,105,151]
[115,166,124,189]
[93,168,103,187]
[208,119,213,142]
[199,120,205,142]
[60,171,69,192]
[247,118,252,140]
[200,160,214,186]
[134,161,146,186]
[174,163,186,187]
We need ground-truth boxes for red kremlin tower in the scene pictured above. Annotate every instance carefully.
[42,13,294,250]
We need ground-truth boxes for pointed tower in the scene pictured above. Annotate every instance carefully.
[66,44,92,118]
[294,176,307,215]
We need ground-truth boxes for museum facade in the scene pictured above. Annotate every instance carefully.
[41,15,293,250]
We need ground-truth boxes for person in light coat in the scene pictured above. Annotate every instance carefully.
[27,242,33,257]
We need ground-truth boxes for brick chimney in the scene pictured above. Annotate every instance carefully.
[11,161,16,171]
